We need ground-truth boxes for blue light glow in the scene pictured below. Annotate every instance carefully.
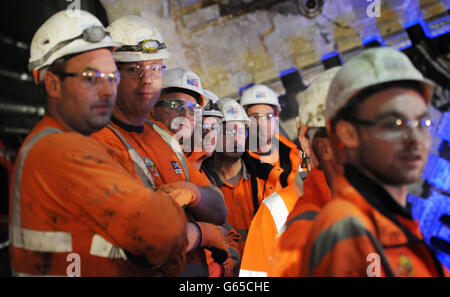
[408,192,450,269]
[362,35,385,46]
[238,83,254,96]
[280,67,298,77]
[422,154,450,193]
[404,17,450,39]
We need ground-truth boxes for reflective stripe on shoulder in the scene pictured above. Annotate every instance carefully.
[10,128,73,253]
[262,192,289,234]
[107,125,156,190]
[308,216,393,276]
[10,225,72,252]
[278,210,318,236]
[90,234,127,259]
[146,120,190,182]
[239,269,268,277]
[12,128,62,228]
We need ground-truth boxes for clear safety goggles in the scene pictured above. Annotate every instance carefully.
[28,26,110,72]
[116,39,166,54]
[155,98,201,116]
[223,127,248,138]
[248,112,278,120]
[55,69,121,89]
[118,63,166,79]
[202,122,221,134]
[350,115,432,141]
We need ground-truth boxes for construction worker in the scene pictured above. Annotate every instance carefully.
[91,16,228,277]
[267,67,343,277]
[186,89,223,169]
[202,98,285,257]
[239,68,342,277]
[300,47,449,277]
[240,84,302,187]
[9,10,192,276]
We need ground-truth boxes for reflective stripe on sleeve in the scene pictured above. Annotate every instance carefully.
[278,210,318,236]
[89,234,127,259]
[12,128,62,228]
[239,269,268,277]
[308,216,395,276]
[10,128,73,253]
[262,192,289,234]
[10,225,72,252]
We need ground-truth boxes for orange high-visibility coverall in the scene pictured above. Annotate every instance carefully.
[92,118,215,277]
[186,151,241,277]
[247,132,301,188]
[202,152,285,255]
[268,168,331,276]
[92,119,211,188]
[239,182,302,276]
[300,165,449,277]
[9,116,188,276]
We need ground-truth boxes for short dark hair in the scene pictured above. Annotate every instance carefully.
[330,80,426,133]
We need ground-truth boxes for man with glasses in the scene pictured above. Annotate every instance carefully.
[300,47,448,276]
[202,98,285,261]
[187,90,223,170]
[240,84,302,188]
[268,67,344,277]
[10,10,190,276]
[92,16,228,277]
[240,67,343,277]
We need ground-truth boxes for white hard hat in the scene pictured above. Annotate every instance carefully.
[325,47,436,122]
[203,101,223,118]
[297,66,341,128]
[202,89,222,118]
[203,89,219,104]
[240,84,281,113]
[28,10,120,84]
[107,15,170,62]
[162,67,206,106]
[218,98,250,123]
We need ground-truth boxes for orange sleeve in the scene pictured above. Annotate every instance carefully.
[27,133,188,275]
[239,203,278,276]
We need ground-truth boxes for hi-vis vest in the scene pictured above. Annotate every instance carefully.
[107,120,190,188]
[10,128,129,276]
[238,183,301,277]
[107,121,209,277]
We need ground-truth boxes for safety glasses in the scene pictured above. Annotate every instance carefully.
[350,115,432,141]
[28,26,110,72]
[118,63,166,79]
[223,127,248,138]
[155,99,200,116]
[116,39,166,54]
[202,122,221,134]
[248,113,278,120]
[55,70,121,89]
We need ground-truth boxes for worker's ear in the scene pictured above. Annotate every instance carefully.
[44,71,62,100]
[335,120,359,149]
